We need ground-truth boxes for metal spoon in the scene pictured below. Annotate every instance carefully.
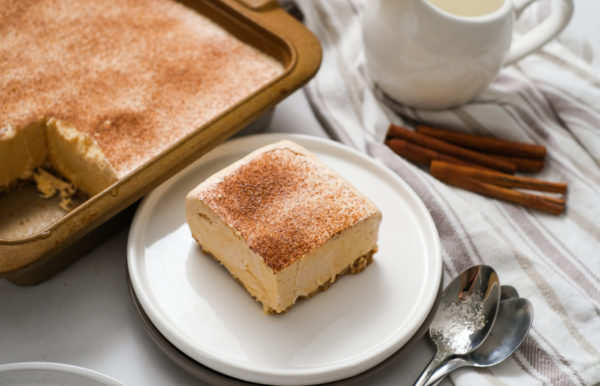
[426,296,533,385]
[413,265,501,386]
[500,285,519,300]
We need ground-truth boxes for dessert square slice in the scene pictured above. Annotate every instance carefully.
[185,140,382,313]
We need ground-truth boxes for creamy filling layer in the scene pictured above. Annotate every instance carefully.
[0,120,47,190]
[186,194,381,314]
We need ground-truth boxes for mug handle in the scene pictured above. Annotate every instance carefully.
[504,0,574,65]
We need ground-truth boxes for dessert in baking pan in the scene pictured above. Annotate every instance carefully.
[0,0,283,196]
[0,0,322,285]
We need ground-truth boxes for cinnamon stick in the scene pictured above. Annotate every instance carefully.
[430,161,565,214]
[430,161,567,194]
[494,155,545,173]
[387,124,517,173]
[416,124,546,159]
[385,138,487,169]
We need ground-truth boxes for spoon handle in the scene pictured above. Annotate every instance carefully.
[424,357,466,385]
[413,352,449,386]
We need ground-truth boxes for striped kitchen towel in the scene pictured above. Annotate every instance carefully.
[296,0,600,385]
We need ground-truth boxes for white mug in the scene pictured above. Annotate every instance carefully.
[362,0,574,110]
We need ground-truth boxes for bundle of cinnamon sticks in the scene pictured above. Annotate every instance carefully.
[384,123,567,214]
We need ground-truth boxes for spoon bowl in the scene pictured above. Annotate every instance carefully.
[500,285,519,300]
[426,297,534,385]
[469,297,533,366]
[413,265,501,386]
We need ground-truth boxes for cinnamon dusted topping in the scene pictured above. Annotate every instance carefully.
[0,0,283,177]
[198,143,379,271]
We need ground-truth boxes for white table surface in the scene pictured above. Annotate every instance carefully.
[2,1,598,384]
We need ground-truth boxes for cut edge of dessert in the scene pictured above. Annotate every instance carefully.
[0,118,118,196]
[185,140,382,314]
[0,118,118,210]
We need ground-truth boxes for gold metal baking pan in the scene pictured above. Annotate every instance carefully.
[0,0,321,285]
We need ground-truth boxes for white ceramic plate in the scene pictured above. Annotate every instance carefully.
[0,362,125,386]
[127,134,442,385]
